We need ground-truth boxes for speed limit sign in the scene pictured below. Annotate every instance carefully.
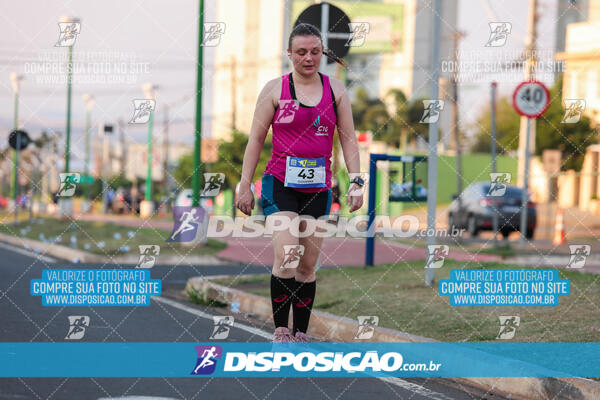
[512,81,550,118]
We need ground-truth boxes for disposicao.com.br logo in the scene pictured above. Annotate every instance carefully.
[191,345,441,376]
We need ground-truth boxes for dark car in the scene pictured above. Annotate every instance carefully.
[448,182,536,239]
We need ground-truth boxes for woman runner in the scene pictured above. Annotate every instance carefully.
[236,23,363,342]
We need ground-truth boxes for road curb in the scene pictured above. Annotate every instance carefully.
[0,232,104,263]
[186,275,600,400]
[0,232,234,266]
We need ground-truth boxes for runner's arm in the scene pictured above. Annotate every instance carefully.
[333,78,360,176]
[239,79,278,189]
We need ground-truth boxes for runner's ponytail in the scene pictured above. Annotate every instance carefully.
[322,48,349,69]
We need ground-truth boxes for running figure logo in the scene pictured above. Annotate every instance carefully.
[168,207,205,242]
[567,245,591,269]
[274,100,299,124]
[137,245,160,268]
[65,316,90,340]
[129,99,156,124]
[202,173,225,196]
[485,22,512,47]
[191,345,222,375]
[57,173,80,197]
[202,22,226,47]
[55,21,81,47]
[488,173,511,196]
[496,316,520,340]
[562,99,586,124]
[346,22,370,47]
[281,245,305,269]
[425,245,449,269]
[354,316,379,340]
[420,100,444,124]
[210,316,234,340]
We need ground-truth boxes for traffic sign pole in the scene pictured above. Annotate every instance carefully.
[320,2,329,74]
[11,90,19,201]
[520,117,532,248]
[14,132,21,224]
[512,80,550,248]
[491,82,498,247]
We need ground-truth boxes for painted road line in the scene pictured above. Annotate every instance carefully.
[154,296,453,399]
[153,296,272,340]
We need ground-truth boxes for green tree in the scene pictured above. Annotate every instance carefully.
[173,129,273,190]
[536,76,597,171]
[352,87,430,149]
[470,97,520,154]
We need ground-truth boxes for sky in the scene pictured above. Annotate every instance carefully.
[0,0,577,169]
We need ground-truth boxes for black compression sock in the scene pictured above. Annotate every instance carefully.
[270,275,296,328]
[292,280,316,334]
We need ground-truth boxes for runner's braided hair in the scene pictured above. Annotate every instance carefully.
[288,23,349,69]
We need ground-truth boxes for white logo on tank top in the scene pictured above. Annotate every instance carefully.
[313,115,328,136]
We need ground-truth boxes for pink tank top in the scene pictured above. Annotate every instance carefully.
[264,72,337,193]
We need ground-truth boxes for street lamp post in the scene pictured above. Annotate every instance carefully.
[192,0,204,207]
[59,16,79,219]
[61,16,79,173]
[9,72,24,221]
[140,83,158,218]
[82,94,94,212]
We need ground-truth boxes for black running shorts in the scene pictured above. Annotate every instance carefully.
[261,174,332,219]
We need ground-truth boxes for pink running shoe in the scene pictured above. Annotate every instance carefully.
[273,327,295,342]
[294,331,309,342]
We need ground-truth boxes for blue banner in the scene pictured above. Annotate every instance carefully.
[1,342,598,377]
[439,269,569,306]
[30,269,161,306]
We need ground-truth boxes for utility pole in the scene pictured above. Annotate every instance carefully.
[140,83,158,218]
[231,55,237,131]
[517,0,538,186]
[451,32,464,204]
[162,105,169,196]
[118,118,126,177]
[425,0,443,287]
[82,94,94,212]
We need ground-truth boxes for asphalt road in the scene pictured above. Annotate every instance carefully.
[0,244,501,400]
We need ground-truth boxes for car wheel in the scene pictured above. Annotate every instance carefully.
[448,214,456,233]
[467,215,478,237]
[526,228,534,240]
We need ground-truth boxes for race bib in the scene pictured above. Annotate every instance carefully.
[284,156,326,188]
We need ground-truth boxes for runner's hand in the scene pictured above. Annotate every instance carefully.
[236,185,255,216]
[347,183,364,213]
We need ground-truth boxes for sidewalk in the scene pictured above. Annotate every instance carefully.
[217,236,500,267]
[76,209,600,270]
[77,213,499,267]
